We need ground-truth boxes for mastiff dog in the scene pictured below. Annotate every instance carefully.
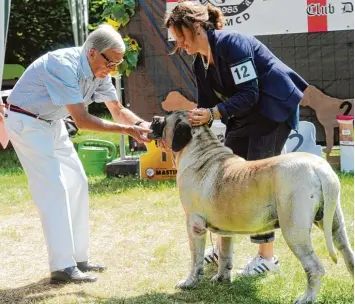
[149,110,354,304]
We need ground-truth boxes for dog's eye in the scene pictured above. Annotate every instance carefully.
[174,118,182,128]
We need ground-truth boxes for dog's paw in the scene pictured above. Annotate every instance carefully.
[293,294,316,304]
[211,273,232,284]
[175,277,199,289]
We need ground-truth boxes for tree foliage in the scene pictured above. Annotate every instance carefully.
[89,0,141,77]
[5,0,141,78]
[102,0,135,29]
[5,0,74,67]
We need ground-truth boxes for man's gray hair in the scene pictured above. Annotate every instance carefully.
[83,24,125,54]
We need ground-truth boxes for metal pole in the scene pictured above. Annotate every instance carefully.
[68,0,78,46]
[114,74,126,160]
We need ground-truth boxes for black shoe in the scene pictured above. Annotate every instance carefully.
[77,261,106,272]
[50,266,97,284]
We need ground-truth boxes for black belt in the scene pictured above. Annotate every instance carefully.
[5,104,53,123]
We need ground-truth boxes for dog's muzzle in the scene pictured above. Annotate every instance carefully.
[148,116,166,140]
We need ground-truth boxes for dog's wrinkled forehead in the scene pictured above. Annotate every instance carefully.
[165,110,189,126]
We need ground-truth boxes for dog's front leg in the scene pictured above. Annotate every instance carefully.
[211,236,234,283]
[176,214,206,289]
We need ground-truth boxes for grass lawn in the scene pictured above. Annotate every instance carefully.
[0,130,353,304]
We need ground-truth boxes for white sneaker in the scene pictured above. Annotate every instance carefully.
[204,246,219,265]
[240,255,280,276]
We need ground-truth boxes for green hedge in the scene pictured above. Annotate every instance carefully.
[5,0,111,67]
[5,0,111,116]
[5,0,74,67]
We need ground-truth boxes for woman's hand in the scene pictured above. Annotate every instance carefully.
[188,108,211,126]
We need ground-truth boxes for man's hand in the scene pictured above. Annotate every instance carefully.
[125,125,152,143]
[139,121,151,130]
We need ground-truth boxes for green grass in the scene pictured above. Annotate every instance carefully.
[0,141,353,304]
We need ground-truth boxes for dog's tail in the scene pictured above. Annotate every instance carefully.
[316,164,339,264]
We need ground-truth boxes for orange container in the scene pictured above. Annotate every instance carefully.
[336,115,354,173]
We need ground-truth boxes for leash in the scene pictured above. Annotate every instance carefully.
[210,231,219,266]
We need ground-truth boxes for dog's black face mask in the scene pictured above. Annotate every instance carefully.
[148,112,192,152]
[148,116,166,140]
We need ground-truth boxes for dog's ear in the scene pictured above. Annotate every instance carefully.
[172,120,192,152]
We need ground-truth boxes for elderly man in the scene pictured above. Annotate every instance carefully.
[0,25,151,284]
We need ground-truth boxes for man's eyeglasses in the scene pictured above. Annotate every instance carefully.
[100,52,124,68]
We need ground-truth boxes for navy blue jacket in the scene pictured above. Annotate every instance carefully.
[193,30,308,130]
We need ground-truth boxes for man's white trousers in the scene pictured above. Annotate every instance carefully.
[4,110,89,272]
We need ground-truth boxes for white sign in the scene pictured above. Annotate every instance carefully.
[283,121,322,156]
[166,0,354,37]
[230,58,257,84]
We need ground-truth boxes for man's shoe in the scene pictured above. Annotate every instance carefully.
[77,261,106,272]
[50,266,98,284]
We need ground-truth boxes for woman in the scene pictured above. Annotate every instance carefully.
[165,2,308,275]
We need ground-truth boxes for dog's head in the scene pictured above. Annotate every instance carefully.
[148,110,192,153]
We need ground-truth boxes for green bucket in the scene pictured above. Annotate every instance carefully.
[78,139,117,175]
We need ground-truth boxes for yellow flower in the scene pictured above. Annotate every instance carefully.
[110,70,119,76]
[106,18,120,30]
[130,39,137,45]
[131,44,137,51]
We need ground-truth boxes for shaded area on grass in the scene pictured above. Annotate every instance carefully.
[97,280,354,304]
[1,274,353,304]
[88,175,176,196]
[0,279,65,304]
[0,276,277,304]
[99,276,282,304]
[0,149,23,175]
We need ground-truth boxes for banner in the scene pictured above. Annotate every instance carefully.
[166,0,354,37]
